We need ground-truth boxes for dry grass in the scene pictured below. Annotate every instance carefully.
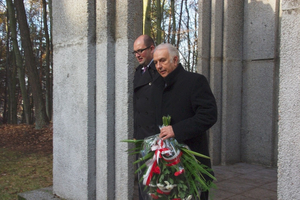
[0,124,53,200]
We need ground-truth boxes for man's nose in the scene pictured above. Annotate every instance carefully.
[156,62,161,69]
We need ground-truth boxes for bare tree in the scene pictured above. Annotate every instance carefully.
[176,0,184,49]
[144,0,151,35]
[42,0,51,120]
[5,9,17,124]
[170,0,176,45]
[7,0,31,124]
[14,0,49,129]
[156,0,162,44]
[184,0,191,71]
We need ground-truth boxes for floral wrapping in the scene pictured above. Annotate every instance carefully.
[123,116,216,200]
[137,135,193,200]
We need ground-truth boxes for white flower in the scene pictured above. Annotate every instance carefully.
[165,183,176,190]
[184,195,192,200]
[157,183,165,190]
[164,181,170,185]
[156,181,178,192]
[149,184,157,187]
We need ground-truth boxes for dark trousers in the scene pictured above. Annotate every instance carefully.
[200,191,209,200]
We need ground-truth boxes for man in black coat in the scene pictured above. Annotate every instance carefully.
[153,43,217,200]
[133,35,161,200]
[133,35,160,140]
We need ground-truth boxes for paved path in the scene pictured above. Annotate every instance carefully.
[18,163,277,200]
[134,163,277,200]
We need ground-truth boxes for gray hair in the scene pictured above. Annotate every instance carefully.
[154,43,179,62]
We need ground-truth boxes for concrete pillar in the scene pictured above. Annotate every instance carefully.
[53,0,142,199]
[198,1,244,165]
[114,0,142,199]
[221,1,244,164]
[197,0,211,77]
[208,0,223,165]
[242,0,279,166]
[53,1,96,199]
[278,1,300,199]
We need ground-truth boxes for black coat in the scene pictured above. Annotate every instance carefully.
[133,61,161,139]
[154,64,217,169]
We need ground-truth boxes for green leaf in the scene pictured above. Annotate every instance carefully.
[170,178,174,184]
[162,115,171,126]
[181,148,211,159]
[133,152,154,164]
[121,139,144,143]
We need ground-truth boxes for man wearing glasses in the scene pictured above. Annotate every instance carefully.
[133,35,160,200]
[133,35,160,141]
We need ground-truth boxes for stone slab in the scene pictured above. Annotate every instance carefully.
[18,187,62,200]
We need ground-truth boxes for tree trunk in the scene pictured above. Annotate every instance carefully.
[192,8,198,72]
[161,0,166,42]
[5,12,17,124]
[170,0,176,45]
[185,0,191,71]
[8,55,17,124]
[49,0,53,121]
[42,0,52,121]
[6,0,31,124]
[156,0,162,44]
[176,0,184,49]
[14,0,49,129]
[143,0,151,36]
[167,8,171,43]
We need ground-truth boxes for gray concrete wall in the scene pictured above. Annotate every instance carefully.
[53,0,142,199]
[198,0,279,166]
[241,0,279,166]
[198,1,244,165]
[278,1,300,199]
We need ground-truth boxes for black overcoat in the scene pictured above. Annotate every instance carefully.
[133,62,161,139]
[153,64,217,169]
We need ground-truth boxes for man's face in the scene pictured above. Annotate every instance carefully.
[133,38,153,66]
[153,48,178,78]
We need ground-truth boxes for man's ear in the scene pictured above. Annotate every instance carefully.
[173,56,179,65]
[150,45,155,53]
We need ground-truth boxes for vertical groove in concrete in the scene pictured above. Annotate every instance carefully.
[96,0,116,199]
[271,0,281,168]
[106,1,116,198]
[87,1,97,199]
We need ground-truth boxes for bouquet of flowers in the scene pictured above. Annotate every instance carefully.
[122,116,216,200]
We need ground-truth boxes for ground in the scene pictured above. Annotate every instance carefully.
[0,123,53,154]
[0,124,53,199]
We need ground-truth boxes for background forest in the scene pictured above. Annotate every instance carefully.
[0,0,199,129]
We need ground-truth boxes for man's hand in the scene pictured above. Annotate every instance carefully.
[159,125,175,140]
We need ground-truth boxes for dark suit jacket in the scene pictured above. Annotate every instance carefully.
[154,64,217,170]
[133,61,160,139]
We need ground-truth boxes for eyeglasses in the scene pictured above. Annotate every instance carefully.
[132,46,151,55]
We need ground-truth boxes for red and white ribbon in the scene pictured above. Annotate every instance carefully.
[143,139,171,185]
